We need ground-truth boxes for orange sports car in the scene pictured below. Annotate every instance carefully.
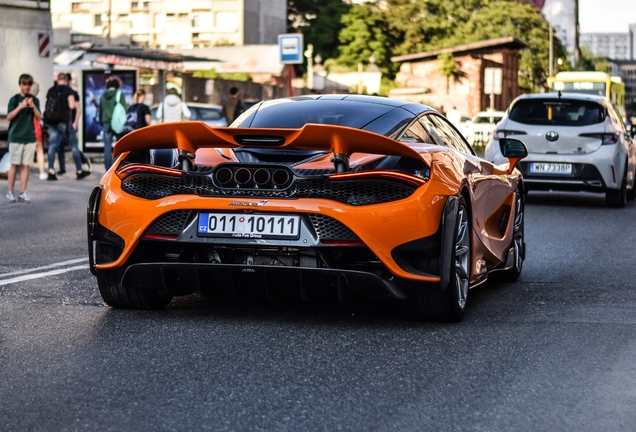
[88,95,528,321]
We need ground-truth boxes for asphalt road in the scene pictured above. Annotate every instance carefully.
[1,164,636,431]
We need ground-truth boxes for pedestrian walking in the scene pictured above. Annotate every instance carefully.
[6,74,41,203]
[56,72,82,176]
[220,86,245,125]
[43,72,90,180]
[124,89,152,134]
[99,76,128,169]
[29,81,47,180]
[156,88,191,123]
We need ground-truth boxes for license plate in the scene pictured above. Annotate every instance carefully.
[197,213,300,239]
[529,162,572,174]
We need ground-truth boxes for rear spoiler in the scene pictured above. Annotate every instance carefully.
[113,122,423,169]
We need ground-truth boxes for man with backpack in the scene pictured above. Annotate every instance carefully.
[43,72,90,180]
[99,75,128,170]
[123,89,151,135]
[221,87,245,125]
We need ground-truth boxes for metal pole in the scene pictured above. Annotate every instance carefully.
[107,0,112,46]
[289,65,294,97]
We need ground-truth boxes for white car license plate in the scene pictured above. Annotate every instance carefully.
[529,162,572,174]
[197,213,300,239]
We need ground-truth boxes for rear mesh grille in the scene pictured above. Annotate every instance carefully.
[122,174,415,205]
[146,211,192,234]
[307,214,360,241]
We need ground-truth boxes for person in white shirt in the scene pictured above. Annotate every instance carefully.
[156,88,191,123]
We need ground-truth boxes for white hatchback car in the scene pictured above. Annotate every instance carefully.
[485,93,636,207]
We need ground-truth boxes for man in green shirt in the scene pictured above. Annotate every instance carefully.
[6,74,41,203]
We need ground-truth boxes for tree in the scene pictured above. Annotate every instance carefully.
[335,3,394,76]
[578,47,608,72]
[438,53,459,94]
[439,1,570,91]
[288,0,350,63]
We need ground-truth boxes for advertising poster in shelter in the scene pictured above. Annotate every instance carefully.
[82,70,137,149]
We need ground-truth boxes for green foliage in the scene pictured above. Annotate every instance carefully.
[192,69,252,82]
[578,47,609,72]
[330,0,568,92]
[438,53,458,78]
[335,3,395,76]
[288,0,351,63]
[378,77,399,96]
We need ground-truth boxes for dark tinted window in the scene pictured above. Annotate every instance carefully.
[401,120,434,143]
[474,116,502,124]
[420,115,473,154]
[509,99,606,126]
[198,107,223,120]
[247,99,396,132]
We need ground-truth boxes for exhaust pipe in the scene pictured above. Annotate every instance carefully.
[253,168,271,186]
[214,167,233,185]
[234,168,252,185]
[272,169,291,187]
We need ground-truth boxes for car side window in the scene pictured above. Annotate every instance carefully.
[422,115,473,154]
[400,119,435,143]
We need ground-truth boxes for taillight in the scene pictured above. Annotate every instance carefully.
[328,170,427,187]
[579,133,618,145]
[116,164,184,180]
[494,130,527,140]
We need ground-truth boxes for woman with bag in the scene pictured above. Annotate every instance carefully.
[124,89,152,134]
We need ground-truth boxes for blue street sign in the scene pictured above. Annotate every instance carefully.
[278,34,304,64]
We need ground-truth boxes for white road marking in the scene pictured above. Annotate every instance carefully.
[0,258,90,287]
[0,258,87,278]
[0,265,89,286]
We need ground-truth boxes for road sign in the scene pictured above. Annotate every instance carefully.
[484,67,502,95]
[278,34,303,64]
[38,32,50,58]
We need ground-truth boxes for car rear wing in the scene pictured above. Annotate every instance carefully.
[113,122,423,171]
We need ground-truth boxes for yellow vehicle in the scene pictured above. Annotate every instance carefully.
[547,71,626,118]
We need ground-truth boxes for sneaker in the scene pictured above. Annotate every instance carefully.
[39,172,48,180]
[76,170,91,180]
[47,172,58,181]
[57,170,66,175]
[17,193,31,203]
[6,191,16,202]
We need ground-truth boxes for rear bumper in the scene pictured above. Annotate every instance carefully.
[122,262,408,300]
[517,161,607,192]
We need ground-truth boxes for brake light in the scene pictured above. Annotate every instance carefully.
[494,130,527,140]
[328,170,427,187]
[116,164,184,180]
[579,133,618,145]
[143,234,179,240]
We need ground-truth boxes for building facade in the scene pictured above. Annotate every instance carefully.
[390,38,528,118]
[51,0,286,49]
[580,25,636,61]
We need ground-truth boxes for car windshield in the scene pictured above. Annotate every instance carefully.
[245,99,396,132]
[198,108,223,121]
[509,99,605,126]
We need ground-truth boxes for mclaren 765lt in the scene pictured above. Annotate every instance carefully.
[88,95,529,321]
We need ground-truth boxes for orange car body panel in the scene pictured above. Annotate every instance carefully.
[99,122,523,286]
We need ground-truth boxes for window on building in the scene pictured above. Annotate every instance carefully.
[71,2,82,12]
[192,15,200,28]
[94,14,102,27]
[179,13,189,19]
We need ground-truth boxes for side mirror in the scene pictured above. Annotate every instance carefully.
[499,138,528,174]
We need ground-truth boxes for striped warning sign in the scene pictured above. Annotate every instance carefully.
[38,33,50,58]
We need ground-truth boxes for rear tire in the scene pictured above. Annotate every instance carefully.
[498,190,525,282]
[96,245,172,310]
[606,169,627,208]
[407,197,471,322]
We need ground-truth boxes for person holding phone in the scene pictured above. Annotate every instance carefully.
[6,73,41,203]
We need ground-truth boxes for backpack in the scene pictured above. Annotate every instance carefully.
[43,86,69,125]
[111,90,127,134]
[123,104,144,135]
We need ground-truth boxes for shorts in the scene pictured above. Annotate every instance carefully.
[9,142,36,166]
